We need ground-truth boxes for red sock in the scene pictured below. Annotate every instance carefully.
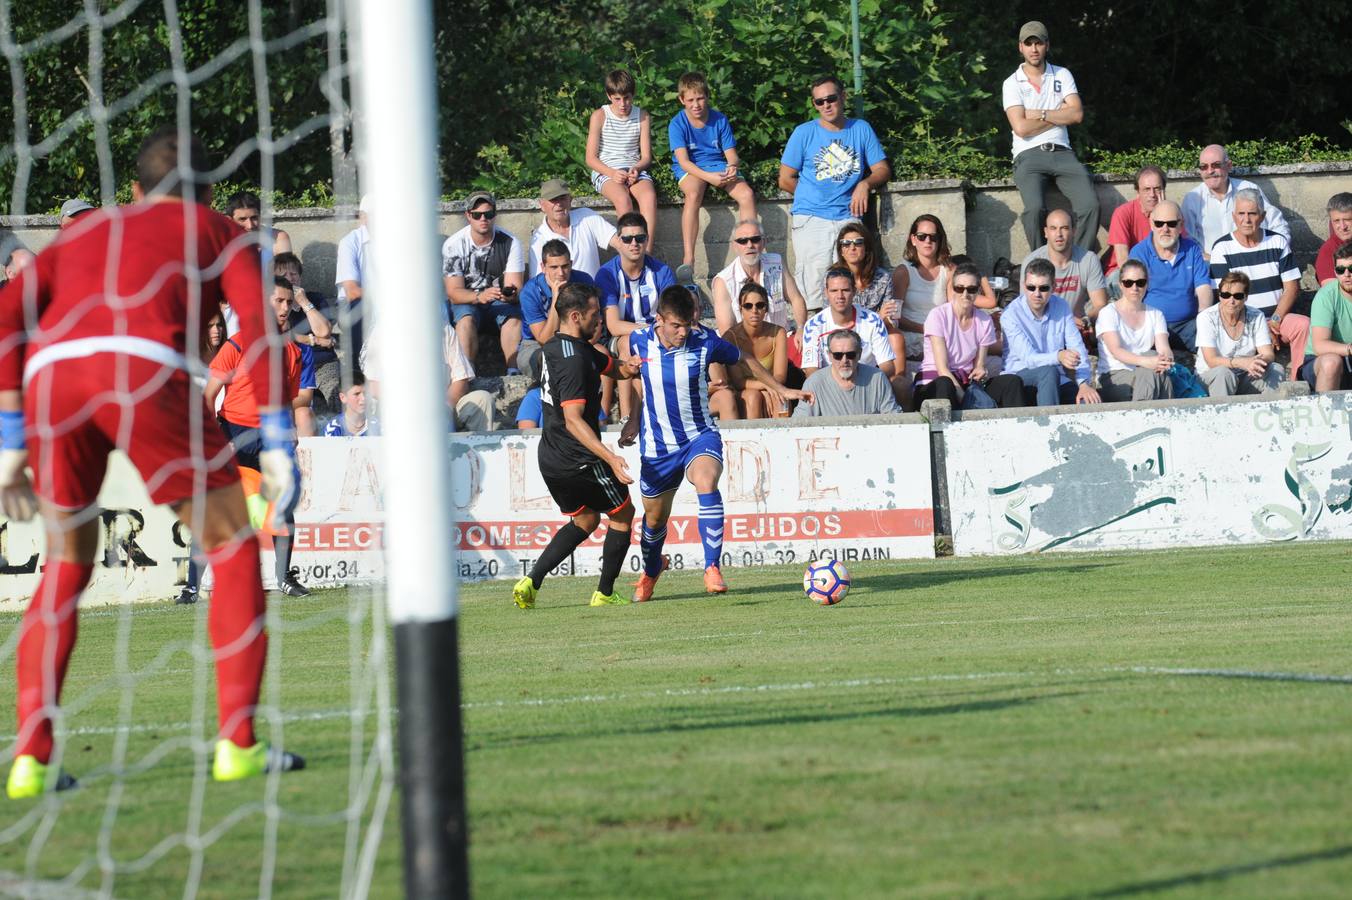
[15,561,93,763]
[206,535,267,748]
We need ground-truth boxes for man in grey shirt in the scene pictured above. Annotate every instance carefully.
[793,330,901,418]
[1020,208,1107,319]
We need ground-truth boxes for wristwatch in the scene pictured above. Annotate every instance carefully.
[1040,109,1047,121]
[1270,313,1282,324]
[301,302,316,313]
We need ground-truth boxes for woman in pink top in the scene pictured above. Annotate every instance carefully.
[913,263,1025,411]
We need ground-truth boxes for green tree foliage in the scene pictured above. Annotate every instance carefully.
[0,0,339,214]
[464,0,992,198]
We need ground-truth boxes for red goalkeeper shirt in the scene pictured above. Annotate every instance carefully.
[0,199,281,406]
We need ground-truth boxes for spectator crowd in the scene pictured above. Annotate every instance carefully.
[5,19,1350,436]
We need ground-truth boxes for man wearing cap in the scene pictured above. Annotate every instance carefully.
[1002,21,1099,253]
[1181,144,1289,260]
[529,179,622,279]
[442,191,526,373]
[58,199,96,230]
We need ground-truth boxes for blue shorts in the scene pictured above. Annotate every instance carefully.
[450,299,522,329]
[299,344,317,391]
[639,430,723,499]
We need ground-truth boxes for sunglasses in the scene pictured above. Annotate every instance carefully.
[741,301,769,311]
[913,232,939,243]
[1198,162,1226,171]
[1120,278,1148,288]
[1024,284,1051,294]
[1336,265,1352,275]
[1218,290,1247,300]
[953,284,980,295]
[830,350,859,361]
[1152,219,1180,228]
[618,233,648,244]
[838,238,867,248]
[733,235,764,246]
[468,210,496,221]
[812,93,840,107]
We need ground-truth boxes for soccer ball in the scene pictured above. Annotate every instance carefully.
[803,559,850,605]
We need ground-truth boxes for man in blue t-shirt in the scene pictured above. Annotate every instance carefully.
[518,238,598,348]
[1127,200,1213,353]
[778,75,890,313]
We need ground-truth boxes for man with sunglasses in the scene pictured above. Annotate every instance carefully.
[711,219,810,343]
[1002,21,1099,253]
[778,75,890,313]
[1004,258,1099,406]
[793,330,899,418]
[1207,189,1309,377]
[1181,145,1288,261]
[1300,241,1352,392]
[443,190,526,374]
[597,212,675,339]
[1128,200,1212,352]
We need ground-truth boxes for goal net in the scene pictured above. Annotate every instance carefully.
[0,1,451,895]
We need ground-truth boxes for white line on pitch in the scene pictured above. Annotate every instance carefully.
[0,870,112,900]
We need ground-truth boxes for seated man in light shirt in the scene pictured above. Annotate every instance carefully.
[1003,258,1100,406]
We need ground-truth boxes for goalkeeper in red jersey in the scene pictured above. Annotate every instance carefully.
[0,126,305,799]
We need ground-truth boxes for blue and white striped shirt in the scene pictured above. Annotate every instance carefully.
[595,255,675,325]
[630,324,741,459]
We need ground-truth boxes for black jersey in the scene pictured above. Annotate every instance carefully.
[538,332,615,474]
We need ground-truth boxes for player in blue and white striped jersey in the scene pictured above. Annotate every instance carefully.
[619,286,810,599]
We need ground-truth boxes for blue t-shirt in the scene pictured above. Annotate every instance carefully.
[519,270,597,327]
[1128,237,1211,324]
[668,109,737,180]
[515,387,542,427]
[323,414,379,436]
[595,255,675,325]
[779,118,887,219]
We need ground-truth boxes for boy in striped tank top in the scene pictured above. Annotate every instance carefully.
[585,69,659,249]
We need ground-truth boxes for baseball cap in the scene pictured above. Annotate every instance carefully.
[464,190,496,210]
[358,194,370,214]
[59,198,95,218]
[1019,21,1049,43]
[538,179,571,202]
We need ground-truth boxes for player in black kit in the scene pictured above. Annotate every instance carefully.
[512,282,640,608]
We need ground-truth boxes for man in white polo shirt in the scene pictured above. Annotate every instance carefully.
[1003,20,1099,253]
[528,179,622,278]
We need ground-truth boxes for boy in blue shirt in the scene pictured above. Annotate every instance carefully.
[668,71,757,279]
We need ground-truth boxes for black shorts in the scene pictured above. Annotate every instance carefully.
[543,461,631,517]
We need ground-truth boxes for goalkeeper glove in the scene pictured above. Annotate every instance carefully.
[0,410,37,522]
[258,409,300,531]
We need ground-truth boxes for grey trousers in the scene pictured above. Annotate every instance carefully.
[1199,363,1284,397]
[1099,366,1173,402]
[1012,147,1100,252]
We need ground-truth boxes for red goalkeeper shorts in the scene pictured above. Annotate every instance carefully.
[24,355,239,510]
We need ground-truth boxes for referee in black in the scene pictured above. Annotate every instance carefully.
[512,282,639,608]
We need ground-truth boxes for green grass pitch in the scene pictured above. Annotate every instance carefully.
[2,541,1351,898]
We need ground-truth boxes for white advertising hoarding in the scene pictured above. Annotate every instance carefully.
[945,395,1352,556]
[0,421,935,605]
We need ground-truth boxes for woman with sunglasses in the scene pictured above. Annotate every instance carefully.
[890,215,997,373]
[832,222,892,313]
[721,283,789,418]
[913,263,1025,410]
[1095,259,1174,401]
[1195,271,1282,396]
